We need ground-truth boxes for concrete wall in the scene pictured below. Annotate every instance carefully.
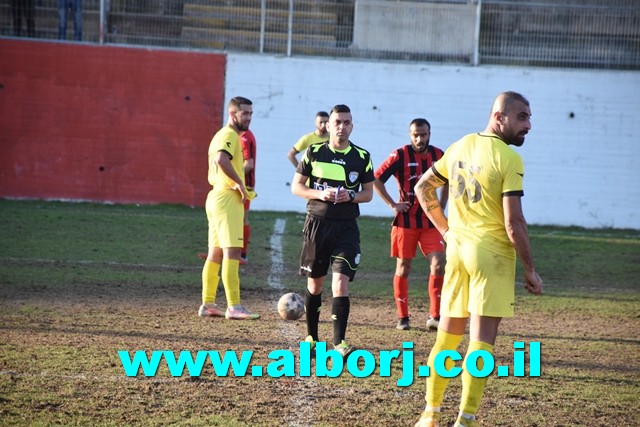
[353,0,477,56]
[1,39,638,229]
[227,53,640,229]
[0,39,225,206]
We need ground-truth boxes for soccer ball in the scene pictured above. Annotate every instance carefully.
[277,292,305,320]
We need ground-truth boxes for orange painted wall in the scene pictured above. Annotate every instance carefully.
[0,39,225,207]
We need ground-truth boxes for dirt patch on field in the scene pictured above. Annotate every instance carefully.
[1,279,639,426]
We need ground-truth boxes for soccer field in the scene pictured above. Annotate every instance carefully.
[0,200,638,426]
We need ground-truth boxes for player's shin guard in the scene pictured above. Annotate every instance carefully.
[428,275,444,319]
[460,340,494,415]
[426,329,463,407]
[202,260,221,304]
[393,275,409,318]
[331,296,350,346]
[305,289,322,341]
[221,259,241,307]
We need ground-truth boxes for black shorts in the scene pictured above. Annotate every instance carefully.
[299,214,361,281]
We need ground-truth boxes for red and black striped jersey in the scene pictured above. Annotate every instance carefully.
[375,144,444,228]
[240,130,256,188]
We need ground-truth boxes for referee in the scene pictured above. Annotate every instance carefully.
[291,104,375,358]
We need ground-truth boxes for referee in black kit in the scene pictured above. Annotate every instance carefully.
[291,104,375,359]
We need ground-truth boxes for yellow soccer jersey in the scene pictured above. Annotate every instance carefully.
[208,126,244,190]
[433,133,524,258]
[293,131,329,153]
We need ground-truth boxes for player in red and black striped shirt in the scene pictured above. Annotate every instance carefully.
[374,118,448,331]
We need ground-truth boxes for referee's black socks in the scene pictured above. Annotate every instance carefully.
[332,296,350,346]
[305,289,322,342]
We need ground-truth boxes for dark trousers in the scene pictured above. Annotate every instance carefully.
[10,0,35,38]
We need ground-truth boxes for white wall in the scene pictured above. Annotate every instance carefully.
[226,53,640,229]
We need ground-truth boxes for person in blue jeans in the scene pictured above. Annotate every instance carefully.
[58,0,83,41]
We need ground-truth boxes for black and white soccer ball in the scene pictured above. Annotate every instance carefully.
[277,292,305,320]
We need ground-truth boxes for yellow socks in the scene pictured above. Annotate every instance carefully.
[201,260,220,304]
[460,340,494,415]
[426,329,464,407]
[222,259,241,307]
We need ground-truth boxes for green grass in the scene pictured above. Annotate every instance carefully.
[2,199,638,295]
[1,199,639,426]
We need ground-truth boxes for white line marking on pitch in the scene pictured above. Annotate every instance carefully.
[267,218,315,427]
[267,218,286,291]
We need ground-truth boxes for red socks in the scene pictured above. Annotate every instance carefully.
[428,275,444,318]
[393,275,409,318]
[242,224,251,256]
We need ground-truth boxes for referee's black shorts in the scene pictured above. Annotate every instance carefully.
[299,214,361,281]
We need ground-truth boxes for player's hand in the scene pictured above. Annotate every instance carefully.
[320,187,348,203]
[523,271,543,295]
[333,187,350,204]
[392,201,411,213]
[232,183,248,202]
[319,187,335,202]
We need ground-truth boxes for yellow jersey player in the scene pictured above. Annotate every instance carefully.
[287,111,329,168]
[414,91,543,427]
[198,96,259,320]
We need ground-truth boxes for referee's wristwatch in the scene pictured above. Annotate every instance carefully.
[347,190,356,202]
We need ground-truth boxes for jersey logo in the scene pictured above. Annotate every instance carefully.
[226,142,231,148]
[349,171,359,182]
[407,162,419,167]
[313,181,341,191]
[332,158,346,166]
[517,172,524,177]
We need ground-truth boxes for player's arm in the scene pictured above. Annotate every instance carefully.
[353,181,374,203]
[216,151,248,201]
[287,148,300,168]
[291,172,338,202]
[503,195,543,295]
[290,172,328,201]
[415,167,449,239]
[240,134,255,175]
[438,182,449,211]
[373,178,409,213]
[243,158,254,175]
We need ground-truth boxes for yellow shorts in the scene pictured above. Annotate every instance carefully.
[206,189,244,249]
[441,233,516,318]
